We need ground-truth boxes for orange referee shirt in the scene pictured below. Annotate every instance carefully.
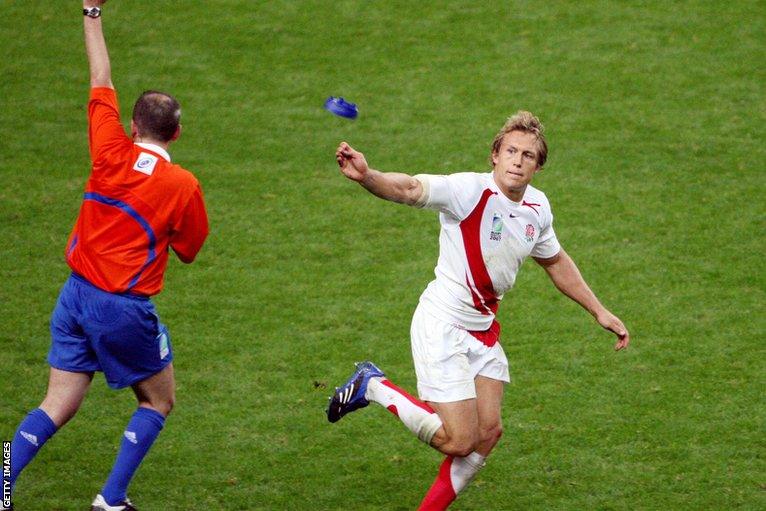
[65,87,209,296]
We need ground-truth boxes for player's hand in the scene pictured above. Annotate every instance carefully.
[336,142,370,182]
[596,310,630,351]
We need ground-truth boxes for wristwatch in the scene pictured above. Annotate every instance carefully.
[83,7,102,18]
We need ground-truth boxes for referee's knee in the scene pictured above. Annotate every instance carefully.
[138,396,175,417]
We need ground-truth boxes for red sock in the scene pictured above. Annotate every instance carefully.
[418,456,457,510]
[418,452,485,510]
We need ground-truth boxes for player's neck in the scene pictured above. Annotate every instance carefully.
[505,188,525,202]
[491,172,527,202]
[496,184,526,203]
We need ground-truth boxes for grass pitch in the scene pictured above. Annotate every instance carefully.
[1,1,764,509]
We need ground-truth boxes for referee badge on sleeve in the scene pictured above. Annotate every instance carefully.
[133,152,158,176]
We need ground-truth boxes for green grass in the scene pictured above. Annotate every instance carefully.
[1,1,764,509]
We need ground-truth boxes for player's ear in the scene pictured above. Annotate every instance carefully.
[491,150,499,167]
[171,125,182,142]
[130,120,139,139]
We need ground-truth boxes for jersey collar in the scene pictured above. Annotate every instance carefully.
[136,143,171,162]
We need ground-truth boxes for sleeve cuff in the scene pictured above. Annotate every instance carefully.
[412,174,431,208]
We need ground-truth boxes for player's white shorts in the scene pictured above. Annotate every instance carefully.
[410,304,510,403]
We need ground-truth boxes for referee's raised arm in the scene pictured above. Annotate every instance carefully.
[83,0,112,89]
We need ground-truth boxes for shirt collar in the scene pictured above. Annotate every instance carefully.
[136,142,171,162]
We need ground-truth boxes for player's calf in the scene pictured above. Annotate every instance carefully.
[426,399,483,457]
[327,362,444,445]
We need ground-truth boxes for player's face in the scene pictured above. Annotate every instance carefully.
[491,130,541,199]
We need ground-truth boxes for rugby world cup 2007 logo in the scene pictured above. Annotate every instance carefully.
[525,224,535,242]
[490,213,503,241]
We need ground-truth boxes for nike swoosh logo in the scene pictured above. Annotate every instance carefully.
[509,214,518,218]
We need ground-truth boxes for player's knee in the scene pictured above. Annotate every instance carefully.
[446,432,479,457]
[451,441,479,458]
[480,422,503,448]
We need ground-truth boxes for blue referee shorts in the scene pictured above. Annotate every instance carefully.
[47,273,173,389]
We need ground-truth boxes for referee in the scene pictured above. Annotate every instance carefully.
[6,2,209,509]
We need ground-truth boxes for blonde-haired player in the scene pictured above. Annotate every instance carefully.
[327,112,629,510]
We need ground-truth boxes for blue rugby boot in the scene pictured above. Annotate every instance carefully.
[326,361,386,423]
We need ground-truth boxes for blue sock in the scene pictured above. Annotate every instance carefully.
[10,408,58,491]
[101,407,165,506]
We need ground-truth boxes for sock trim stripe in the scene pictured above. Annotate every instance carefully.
[380,379,436,414]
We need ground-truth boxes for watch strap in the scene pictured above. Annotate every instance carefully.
[83,7,102,18]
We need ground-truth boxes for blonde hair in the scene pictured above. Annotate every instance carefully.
[490,111,547,168]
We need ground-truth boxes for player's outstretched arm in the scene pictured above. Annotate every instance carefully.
[83,0,113,89]
[335,142,424,206]
[534,249,630,350]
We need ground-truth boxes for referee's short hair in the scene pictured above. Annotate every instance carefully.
[132,91,181,143]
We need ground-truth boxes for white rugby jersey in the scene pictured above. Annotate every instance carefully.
[414,172,561,332]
